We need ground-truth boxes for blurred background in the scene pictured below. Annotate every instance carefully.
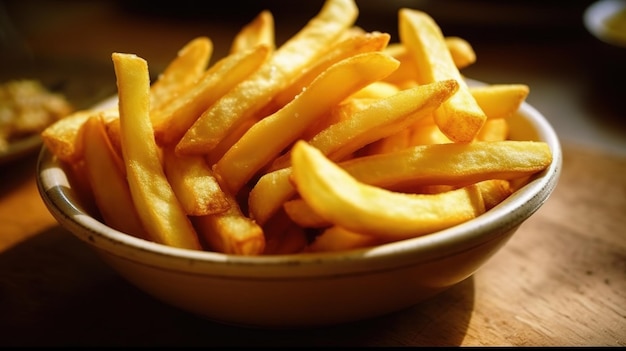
[2,0,625,155]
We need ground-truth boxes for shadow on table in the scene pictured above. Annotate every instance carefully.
[0,225,476,347]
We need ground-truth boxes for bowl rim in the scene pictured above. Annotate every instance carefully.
[36,86,562,278]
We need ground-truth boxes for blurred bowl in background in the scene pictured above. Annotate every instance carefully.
[584,0,626,48]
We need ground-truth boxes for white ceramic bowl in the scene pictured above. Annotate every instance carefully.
[36,96,561,329]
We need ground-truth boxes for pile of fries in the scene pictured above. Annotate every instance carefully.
[41,0,552,255]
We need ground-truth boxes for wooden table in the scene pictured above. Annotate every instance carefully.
[2,0,625,346]
[1,142,624,347]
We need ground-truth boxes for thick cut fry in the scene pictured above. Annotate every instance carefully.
[290,140,485,240]
[162,146,230,216]
[112,53,202,250]
[383,38,474,88]
[152,44,270,145]
[476,179,513,210]
[307,226,386,253]
[40,110,95,163]
[470,84,529,119]
[475,118,509,142]
[445,36,476,69]
[399,9,486,142]
[248,167,295,225]
[82,115,149,239]
[269,79,458,170]
[229,10,275,54]
[150,37,213,109]
[283,197,330,228]
[41,105,118,164]
[193,191,265,255]
[334,140,553,191]
[271,31,391,108]
[409,122,452,146]
[177,0,359,155]
[214,52,400,194]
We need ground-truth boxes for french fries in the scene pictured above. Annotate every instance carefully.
[176,0,359,156]
[399,9,487,143]
[112,53,202,250]
[214,51,400,194]
[41,0,553,255]
[290,141,485,240]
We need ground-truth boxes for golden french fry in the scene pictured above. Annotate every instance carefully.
[470,84,529,119]
[383,37,474,87]
[150,36,213,109]
[399,9,486,142]
[214,51,400,194]
[269,79,458,170]
[230,10,275,54]
[349,81,399,99]
[445,36,476,69]
[307,226,386,253]
[176,0,359,155]
[82,115,149,239]
[248,167,295,225]
[475,118,509,141]
[335,140,553,191]
[283,197,330,228]
[361,128,413,155]
[271,31,391,108]
[152,44,271,146]
[40,110,95,163]
[162,146,230,216]
[476,179,513,210]
[192,191,265,255]
[112,52,202,250]
[290,140,485,240]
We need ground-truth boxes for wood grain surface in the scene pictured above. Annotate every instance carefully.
[1,142,624,347]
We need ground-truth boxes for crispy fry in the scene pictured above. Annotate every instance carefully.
[476,118,509,141]
[445,36,476,69]
[162,146,230,216]
[335,140,553,191]
[383,37,474,88]
[290,140,485,240]
[476,179,513,210]
[307,226,386,253]
[230,10,275,54]
[470,84,529,119]
[399,9,486,142]
[82,115,149,239]
[248,167,295,225]
[193,191,265,255]
[40,110,95,163]
[150,36,213,109]
[112,52,202,250]
[214,52,400,194]
[176,0,359,155]
[283,197,330,228]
